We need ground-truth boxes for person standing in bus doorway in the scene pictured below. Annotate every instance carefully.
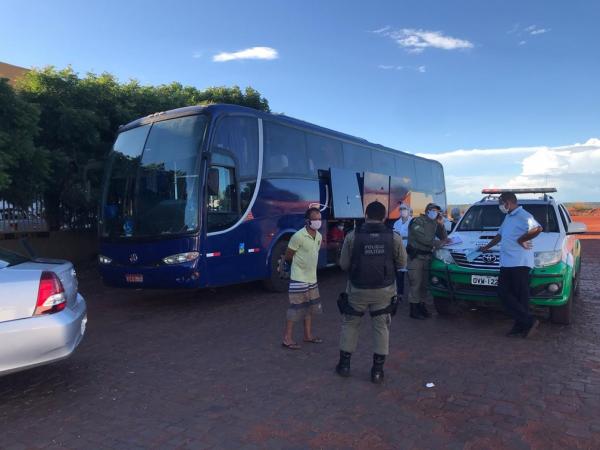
[478,192,543,338]
[406,203,449,320]
[335,201,407,384]
[281,207,324,350]
[392,203,412,301]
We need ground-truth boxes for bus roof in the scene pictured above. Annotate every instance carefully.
[118,103,440,165]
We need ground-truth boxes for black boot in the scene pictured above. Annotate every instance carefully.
[335,351,352,377]
[410,303,425,320]
[418,302,432,318]
[371,353,386,384]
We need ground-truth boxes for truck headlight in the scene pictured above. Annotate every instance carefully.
[162,252,199,265]
[434,248,455,265]
[534,250,562,268]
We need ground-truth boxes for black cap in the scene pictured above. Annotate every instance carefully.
[425,203,441,212]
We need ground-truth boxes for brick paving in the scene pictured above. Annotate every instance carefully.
[1,240,599,449]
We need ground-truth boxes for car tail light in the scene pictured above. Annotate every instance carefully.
[34,271,67,315]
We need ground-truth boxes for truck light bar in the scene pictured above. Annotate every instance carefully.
[481,188,557,194]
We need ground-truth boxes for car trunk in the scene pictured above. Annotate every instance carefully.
[0,259,78,322]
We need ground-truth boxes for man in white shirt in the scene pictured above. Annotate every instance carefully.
[392,203,411,299]
[479,192,543,338]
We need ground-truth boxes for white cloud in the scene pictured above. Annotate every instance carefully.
[530,28,549,35]
[371,26,391,34]
[375,28,474,53]
[192,51,203,59]
[518,40,527,46]
[377,64,426,73]
[212,46,278,62]
[417,139,600,203]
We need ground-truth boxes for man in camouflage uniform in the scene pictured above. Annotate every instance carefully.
[335,201,407,384]
[406,203,449,319]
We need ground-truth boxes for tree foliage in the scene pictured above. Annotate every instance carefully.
[0,78,49,209]
[0,66,270,229]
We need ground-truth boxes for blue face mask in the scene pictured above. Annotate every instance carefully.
[427,210,438,220]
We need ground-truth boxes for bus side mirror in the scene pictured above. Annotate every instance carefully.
[208,167,220,196]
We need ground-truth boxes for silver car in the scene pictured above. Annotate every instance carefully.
[0,247,87,376]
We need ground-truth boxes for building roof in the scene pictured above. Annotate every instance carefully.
[0,62,29,86]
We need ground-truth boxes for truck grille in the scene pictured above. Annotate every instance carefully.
[450,251,501,270]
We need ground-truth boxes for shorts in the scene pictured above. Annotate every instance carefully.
[287,280,322,322]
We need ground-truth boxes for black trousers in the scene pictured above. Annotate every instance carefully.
[498,266,534,329]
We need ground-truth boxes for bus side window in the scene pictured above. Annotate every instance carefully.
[307,133,343,174]
[264,122,309,176]
[343,143,372,173]
[208,116,259,232]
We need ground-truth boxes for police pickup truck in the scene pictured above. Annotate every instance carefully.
[429,188,587,324]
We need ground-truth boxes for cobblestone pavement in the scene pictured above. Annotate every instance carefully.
[1,240,599,450]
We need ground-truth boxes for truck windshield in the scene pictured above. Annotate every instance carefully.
[101,115,207,239]
[457,204,559,232]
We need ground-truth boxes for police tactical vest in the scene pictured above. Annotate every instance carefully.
[350,223,395,289]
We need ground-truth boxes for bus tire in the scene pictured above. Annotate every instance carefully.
[433,296,457,316]
[550,291,572,325]
[263,239,290,292]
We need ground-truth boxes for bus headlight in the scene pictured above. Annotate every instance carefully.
[162,252,199,265]
[534,250,562,268]
[98,255,112,265]
[434,248,455,265]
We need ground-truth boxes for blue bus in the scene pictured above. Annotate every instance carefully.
[98,104,446,291]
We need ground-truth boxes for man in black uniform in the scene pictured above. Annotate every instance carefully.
[335,201,407,383]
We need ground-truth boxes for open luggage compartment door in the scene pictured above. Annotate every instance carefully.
[330,168,364,219]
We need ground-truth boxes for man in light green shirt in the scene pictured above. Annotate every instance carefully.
[281,207,323,350]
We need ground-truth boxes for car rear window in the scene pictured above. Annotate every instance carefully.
[457,204,559,232]
[0,248,29,268]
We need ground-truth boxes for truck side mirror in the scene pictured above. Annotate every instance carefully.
[207,167,220,196]
[567,221,587,234]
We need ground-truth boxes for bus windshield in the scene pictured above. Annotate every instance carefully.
[101,115,207,239]
[457,203,559,232]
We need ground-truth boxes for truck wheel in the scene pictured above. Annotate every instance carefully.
[550,291,572,325]
[433,296,458,316]
[263,239,290,292]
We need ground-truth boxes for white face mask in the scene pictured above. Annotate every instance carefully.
[337,224,344,230]
[499,204,508,214]
[309,220,322,230]
[400,210,409,218]
[427,210,438,220]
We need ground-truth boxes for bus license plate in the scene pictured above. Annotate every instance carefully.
[125,274,144,283]
[471,275,498,286]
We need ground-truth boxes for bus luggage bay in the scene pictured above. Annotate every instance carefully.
[98,104,446,290]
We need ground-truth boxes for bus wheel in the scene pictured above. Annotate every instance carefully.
[263,239,290,292]
[433,296,457,316]
[550,291,572,325]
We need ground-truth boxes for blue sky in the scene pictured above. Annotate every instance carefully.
[1,0,599,202]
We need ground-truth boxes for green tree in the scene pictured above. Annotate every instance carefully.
[0,78,49,209]
[14,66,270,229]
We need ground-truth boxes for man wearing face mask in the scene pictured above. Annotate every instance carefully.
[393,203,412,300]
[406,203,449,319]
[336,201,407,384]
[281,207,324,350]
[478,192,543,338]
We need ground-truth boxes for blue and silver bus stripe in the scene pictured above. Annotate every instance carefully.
[207,117,264,237]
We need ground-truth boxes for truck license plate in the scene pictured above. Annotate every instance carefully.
[471,275,498,286]
[125,274,144,283]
